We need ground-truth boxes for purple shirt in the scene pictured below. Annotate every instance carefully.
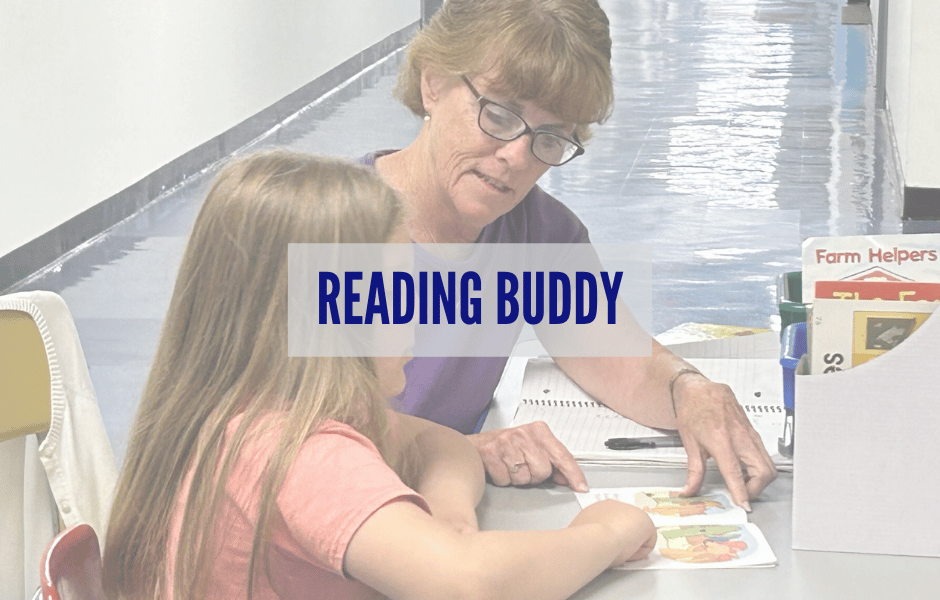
[359,151,590,433]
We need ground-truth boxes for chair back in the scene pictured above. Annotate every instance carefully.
[0,308,52,442]
[0,291,118,600]
[39,523,105,600]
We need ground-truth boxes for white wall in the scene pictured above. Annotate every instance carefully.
[904,1,940,189]
[878,0,940,190]
[0,0,418,259]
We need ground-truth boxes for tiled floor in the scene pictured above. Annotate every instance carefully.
[10,0,904,463]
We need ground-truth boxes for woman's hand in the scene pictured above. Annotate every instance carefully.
[467,421,589,492]
[673,374,778,512]
[568,499,657,567]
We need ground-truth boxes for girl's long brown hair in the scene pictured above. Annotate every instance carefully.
[102,150,404,599]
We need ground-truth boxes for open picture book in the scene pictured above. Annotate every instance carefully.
[575,487,777,569]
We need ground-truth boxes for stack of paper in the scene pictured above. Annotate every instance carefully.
[509,357,792,470]
[653,322,771,346]
[575,487,777,569]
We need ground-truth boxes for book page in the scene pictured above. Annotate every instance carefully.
[801,233,940,302]
[575,487,747,526]
[809,298,938,374]
[627,523,776,570]
[575,487,777,569]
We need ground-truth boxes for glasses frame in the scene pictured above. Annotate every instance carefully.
[460,76,585,167]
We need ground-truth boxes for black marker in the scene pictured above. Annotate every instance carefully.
[604,435,684,450]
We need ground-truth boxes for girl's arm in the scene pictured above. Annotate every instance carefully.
[345,497,656,600]
[392,412,485,533]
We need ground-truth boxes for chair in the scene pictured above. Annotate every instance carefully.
[37,523,105,600]
[1,291,118,599]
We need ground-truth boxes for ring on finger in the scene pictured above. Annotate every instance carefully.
[510,462,527,474]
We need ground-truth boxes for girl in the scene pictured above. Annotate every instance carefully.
[102,150,656,600]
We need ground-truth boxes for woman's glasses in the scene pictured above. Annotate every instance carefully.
[461,76,584,167]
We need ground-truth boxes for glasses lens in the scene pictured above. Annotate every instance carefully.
[479,103,525,140]
[532,132,579,166]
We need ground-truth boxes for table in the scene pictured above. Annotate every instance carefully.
[477,355,940,599]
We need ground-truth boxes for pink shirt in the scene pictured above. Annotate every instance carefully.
[165,417,429,599]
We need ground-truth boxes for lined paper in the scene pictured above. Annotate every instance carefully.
[511,357,789,468]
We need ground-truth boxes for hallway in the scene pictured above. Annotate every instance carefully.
[8,0,902,462]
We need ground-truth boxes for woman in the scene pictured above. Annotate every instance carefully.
[366,0,776,509]
[102,150,656,600]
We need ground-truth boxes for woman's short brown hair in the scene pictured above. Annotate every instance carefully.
[396,0,613,141]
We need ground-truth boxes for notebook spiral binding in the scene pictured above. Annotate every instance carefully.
[520,398,601,408]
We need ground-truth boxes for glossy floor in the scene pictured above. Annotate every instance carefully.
[11,0,903,461]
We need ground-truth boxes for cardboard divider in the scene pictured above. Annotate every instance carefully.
[792,308,940,556]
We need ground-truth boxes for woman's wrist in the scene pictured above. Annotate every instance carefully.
[668,367,704,417]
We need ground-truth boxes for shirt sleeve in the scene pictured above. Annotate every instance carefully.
[275,422,430,577]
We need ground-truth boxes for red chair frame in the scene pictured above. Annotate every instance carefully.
[39,523,105,600]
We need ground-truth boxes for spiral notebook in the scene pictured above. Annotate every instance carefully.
[509,357,791,469]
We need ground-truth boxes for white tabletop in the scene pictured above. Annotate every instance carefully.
[477,354,940,599]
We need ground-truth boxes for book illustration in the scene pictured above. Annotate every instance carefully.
[633,490,729,519]
[809,299,937,374]
[853,311,931,366]
[801,233,940,302]
[815,280,940,302]
[656,524,756,565]
[831,266,914,284]
[575,487,776,569]
[862,315,917,350]
[576,488,746,527]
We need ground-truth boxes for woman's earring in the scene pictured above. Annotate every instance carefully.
[424,114,430,122]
